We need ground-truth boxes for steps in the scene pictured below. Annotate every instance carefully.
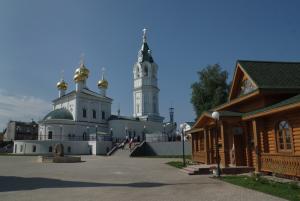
[181,165,210,175]
[181,164,254,175]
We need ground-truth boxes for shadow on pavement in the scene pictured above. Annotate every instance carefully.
[0,176,170,192]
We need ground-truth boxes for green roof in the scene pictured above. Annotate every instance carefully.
[244,94,300,117]
[43,108,73,121]
[238,60,300,90]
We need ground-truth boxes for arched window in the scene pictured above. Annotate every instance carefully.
[32,145,36,152]
[49,146,53,152]
[83,108,87,118]
[102,111,105,120]
[144,66,148,76]
[48,131,52,139]
[277,121,292,151]
[93,110,96,119]
[136,67,140,78]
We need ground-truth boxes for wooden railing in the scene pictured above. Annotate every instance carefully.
[193,151,206,163]
[260,153,300,177]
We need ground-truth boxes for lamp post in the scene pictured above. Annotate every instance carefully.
[212,111,221,177]
[95,125,98,141]
[60,125,63,141]
[87,126,90,141]
[180,124,186,167]
[125,126,128,142]
[110,128,113,142]
[143,125,146,141]
[32,124,37,140]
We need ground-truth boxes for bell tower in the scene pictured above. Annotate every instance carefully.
[133,29,163,122]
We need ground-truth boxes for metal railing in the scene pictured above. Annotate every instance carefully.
[38,134,112,141]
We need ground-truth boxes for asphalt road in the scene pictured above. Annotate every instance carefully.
[0,152,285,201]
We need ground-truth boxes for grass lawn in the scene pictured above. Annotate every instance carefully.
[221,175,300,201]
[166,161,186,169]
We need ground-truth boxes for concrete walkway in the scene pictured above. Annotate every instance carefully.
[0,155,286,201]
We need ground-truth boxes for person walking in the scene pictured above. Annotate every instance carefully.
[129,138,133,151]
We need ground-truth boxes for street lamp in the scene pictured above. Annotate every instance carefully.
[212,111,221,177]
[143,125,146,141]
[125,126,128,142]
[110,128,113,141]
[59,125,63,141]
[179,124,186,167]
[87,126,90,141]
[95,125,98,141]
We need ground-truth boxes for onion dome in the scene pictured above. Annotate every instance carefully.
[57,79,68,90]
[74,62,90,82]
[98,68,108,89]
[98,78,108,89]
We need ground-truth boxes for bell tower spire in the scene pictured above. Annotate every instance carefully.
[133,29,164,123]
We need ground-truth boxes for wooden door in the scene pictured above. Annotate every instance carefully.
[234,134,245,166]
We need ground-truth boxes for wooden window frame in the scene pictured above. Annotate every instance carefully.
[275,120,294,154]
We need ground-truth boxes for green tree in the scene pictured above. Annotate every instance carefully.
[191,64,229,118]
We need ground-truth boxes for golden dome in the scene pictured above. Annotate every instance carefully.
[98,79,108,89]
[74,63,89,82]
[57,80,68,90]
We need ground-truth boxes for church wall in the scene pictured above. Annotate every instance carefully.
[13,140,91,155]
[109,119,163,141]
[76,97,111,123]
[39,121,109,141]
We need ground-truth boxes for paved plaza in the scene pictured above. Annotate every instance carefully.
[0,153,285,201]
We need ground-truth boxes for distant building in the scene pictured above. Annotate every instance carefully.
[4,121,38,141]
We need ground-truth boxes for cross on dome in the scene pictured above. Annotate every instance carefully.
[142,28,147,43]
[101,67,106,78]
[80,53,85,65]
[61,69,65,81]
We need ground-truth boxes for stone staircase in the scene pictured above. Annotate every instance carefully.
[181,164,254,175]
[181,165,211,175]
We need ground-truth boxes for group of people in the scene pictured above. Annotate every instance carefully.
[119,135,140,151]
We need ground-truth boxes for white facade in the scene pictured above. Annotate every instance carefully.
[13,29,176,156]
[14,140,112,155]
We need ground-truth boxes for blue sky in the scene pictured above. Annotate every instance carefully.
[0,0,300,130]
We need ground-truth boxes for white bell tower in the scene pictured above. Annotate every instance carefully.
[133,29,163,123]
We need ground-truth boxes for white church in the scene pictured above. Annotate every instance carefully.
[14,29,176,155]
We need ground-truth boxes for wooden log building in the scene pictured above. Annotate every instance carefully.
[189,60,300,177]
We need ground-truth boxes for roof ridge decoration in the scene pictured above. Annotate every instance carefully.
[228,61,258,101]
